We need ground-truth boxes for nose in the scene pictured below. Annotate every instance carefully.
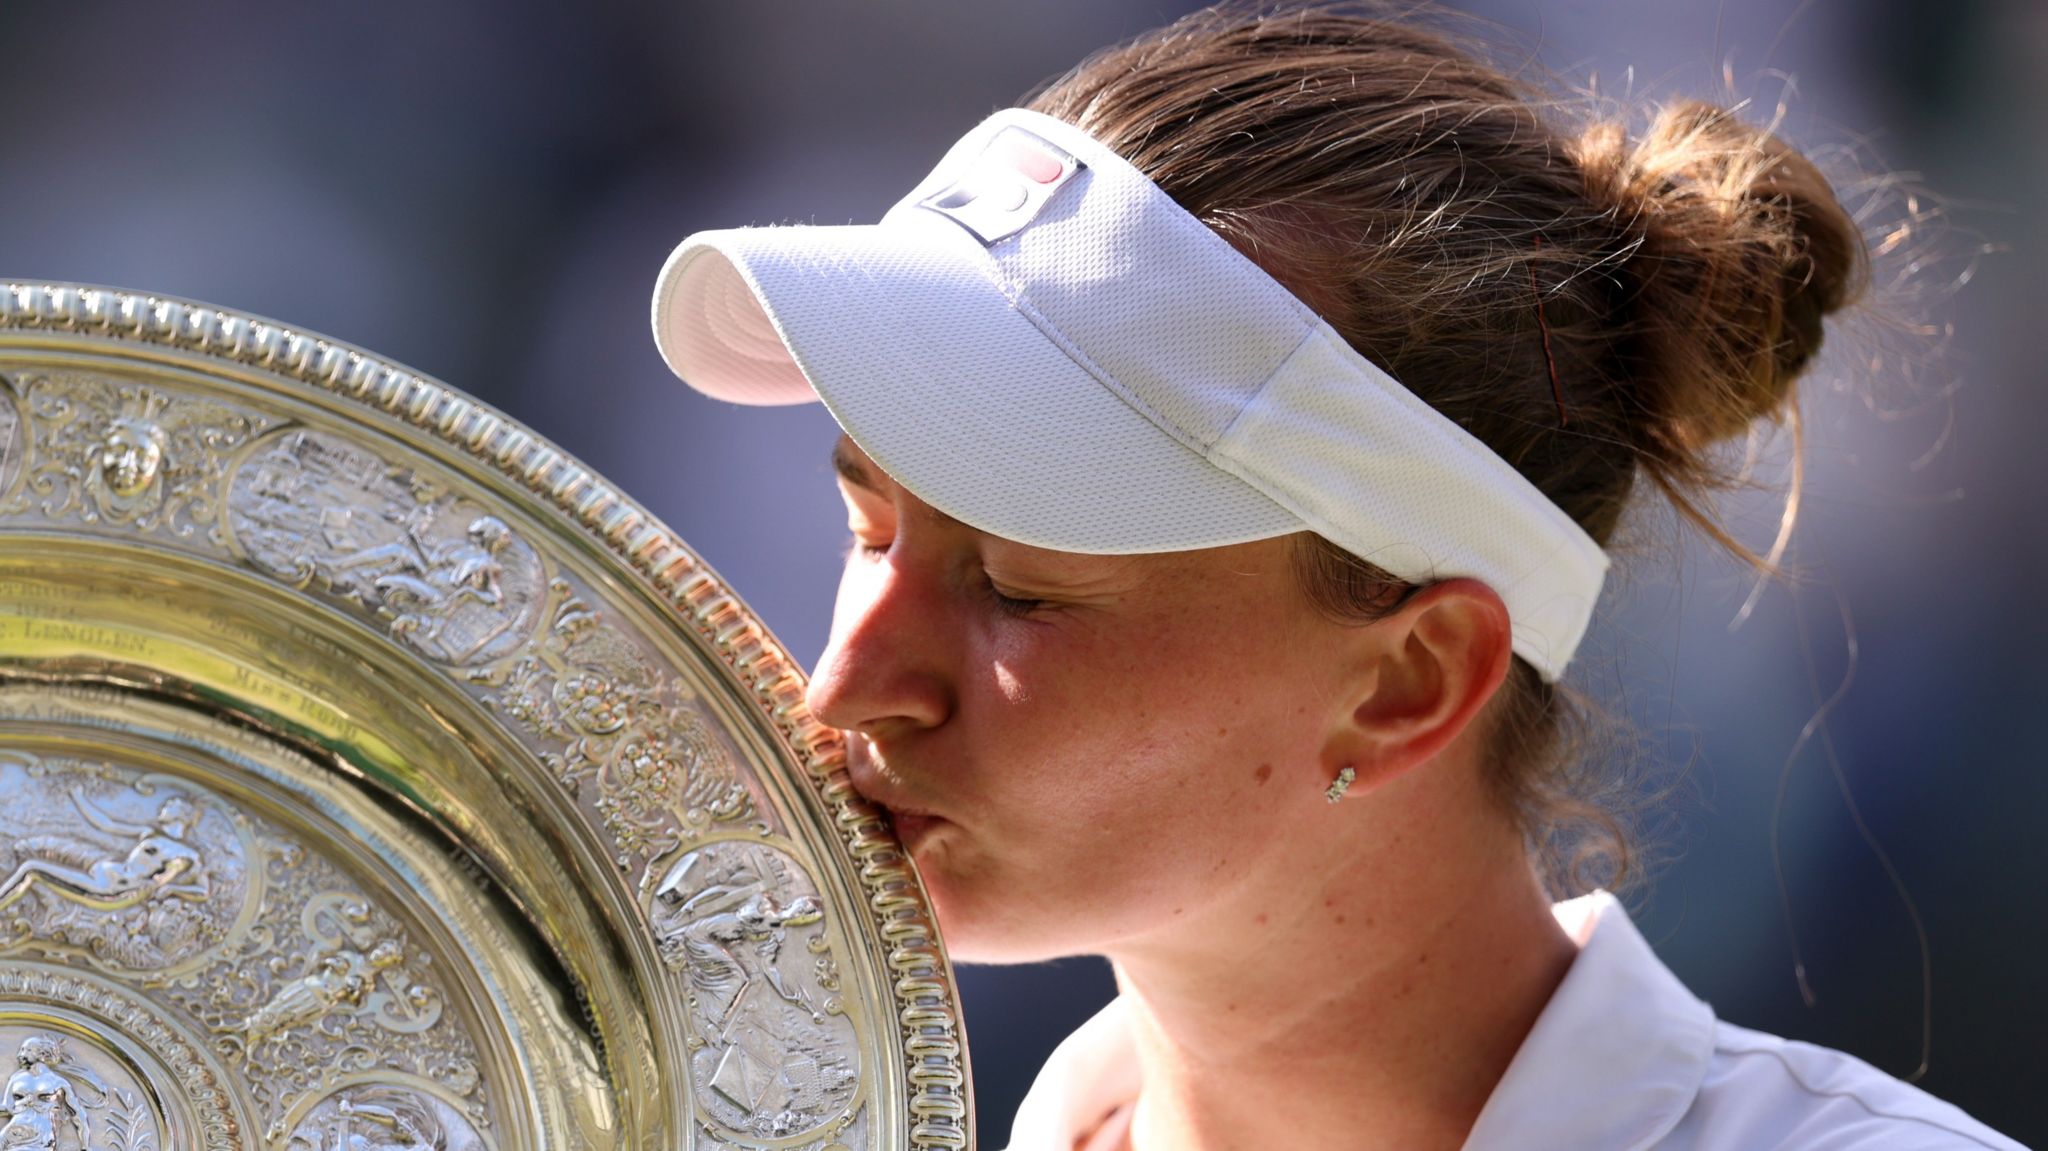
[806,547,954,738]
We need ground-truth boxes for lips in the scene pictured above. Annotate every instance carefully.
[842,737,950,849]
[854,780,950,848]
[885,808,945,852]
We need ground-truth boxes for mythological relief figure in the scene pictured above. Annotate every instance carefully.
[0,383,24,494]
[94,416,166,502]
[0,757,251,975]
[0,376,263,535]
[163,866,475,1136]
[0,1035,97,1151]
[215,938,406,1051]
[652,841,860,1141]
[225,428,543,665]
[81,393,170,527]
[0,793,207,913]
[284,1086,483,1151]
[208,892,446,1077]
[331,515,518,651]
[665,888,825,1028]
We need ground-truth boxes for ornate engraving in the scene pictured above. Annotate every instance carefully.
[213,893,440,1056]
[487,584,758,868]
[0,1032,159,1151]
[696,1113,864,1151]
[0,682,558,1147]
[0,756,255,976]
[224,427,544,665]
[653,840,858,1143]
[0,741,487,1140]
[0,382,22,499]
[283,1084,487,1151]
[0,374,265,538]
[0,968,241,1151]
[160,839,485,1140]
[1,284,975,1149]
[0,792,207,911]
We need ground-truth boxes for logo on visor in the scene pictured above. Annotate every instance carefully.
[919,126,1083,245]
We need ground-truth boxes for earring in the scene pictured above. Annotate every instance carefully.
[1324,766,1356,805]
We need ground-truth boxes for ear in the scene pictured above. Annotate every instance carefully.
[1320,578,1514,795]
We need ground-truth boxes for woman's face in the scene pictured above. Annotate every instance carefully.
[808,436,1373,963]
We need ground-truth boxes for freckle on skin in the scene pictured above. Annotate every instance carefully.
[1255,913,1268,925]
[1254,763,1273,785]
[1217,726,1228,737]
[1335,914,1346,924]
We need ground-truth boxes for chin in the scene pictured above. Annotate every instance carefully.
[917,868,1098,966]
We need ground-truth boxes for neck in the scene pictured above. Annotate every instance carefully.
[1103,768,1579,1151]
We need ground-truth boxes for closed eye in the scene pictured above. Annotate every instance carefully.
[984,577,1048,618]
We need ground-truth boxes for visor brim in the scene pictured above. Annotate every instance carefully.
[651,214,1304,556]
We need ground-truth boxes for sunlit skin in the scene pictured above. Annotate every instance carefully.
[809,434,1583,1151]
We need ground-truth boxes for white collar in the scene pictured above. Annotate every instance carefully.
[1004,891,1716,1151]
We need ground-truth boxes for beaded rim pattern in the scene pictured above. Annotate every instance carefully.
[0,282,972,1151]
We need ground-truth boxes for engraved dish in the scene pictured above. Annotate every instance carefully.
[0,283,970,1151]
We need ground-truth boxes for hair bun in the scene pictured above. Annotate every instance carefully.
[1574,100,1867,451]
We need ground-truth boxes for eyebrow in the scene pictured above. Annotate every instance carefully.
[831,439,882,494]
[830,438,975,532]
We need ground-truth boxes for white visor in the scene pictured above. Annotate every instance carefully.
[651,107,1608,681]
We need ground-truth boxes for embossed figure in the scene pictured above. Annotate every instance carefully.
[5,377,258,533]
[227,429,545,665]
[0,1036,91,1151]
[240,430,310,504]
[94,416,167,498]
[0,391,22,490]
[284,1087,474,1151]
[217,938,405,1048]
[0,792,206,913]
[330,514,521,656]
[666,889,825,1029]
[327,1092,438,1150]
[332,515,511,610]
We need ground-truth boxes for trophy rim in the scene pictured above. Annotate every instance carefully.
[0,279,973,1151]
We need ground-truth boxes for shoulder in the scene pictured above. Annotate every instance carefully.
[1659,1020,2028,1150]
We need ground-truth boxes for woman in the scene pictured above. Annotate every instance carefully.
[650,5,2019,1148]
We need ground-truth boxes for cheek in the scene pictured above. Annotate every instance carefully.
[968,613,1313,852]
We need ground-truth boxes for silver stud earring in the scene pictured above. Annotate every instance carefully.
[1324,766,1356,805]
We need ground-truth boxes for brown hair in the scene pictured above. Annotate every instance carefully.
[1029,2,1869,894]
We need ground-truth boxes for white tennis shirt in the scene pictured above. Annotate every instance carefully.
[1004,891,2024,1150]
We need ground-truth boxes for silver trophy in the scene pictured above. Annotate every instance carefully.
[0,283,970,1151]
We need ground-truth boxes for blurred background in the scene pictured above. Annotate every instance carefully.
[1,0,2037,1142]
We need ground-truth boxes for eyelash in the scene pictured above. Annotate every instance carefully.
[845,537,1047,618]
[984,582,1047,618]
